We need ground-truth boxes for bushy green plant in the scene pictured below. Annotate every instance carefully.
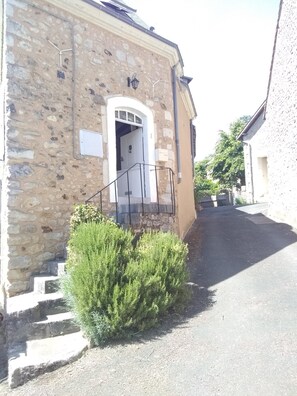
[194,160,221,202]
[61,224,189,345]
[235,196,247,205]
[136,232,189,306]
[61,222,134,344]
[69,203,114,233]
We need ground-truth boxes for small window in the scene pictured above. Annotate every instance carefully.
[119,111,126,120]
[115,110,143,126]
[127,112,134,122]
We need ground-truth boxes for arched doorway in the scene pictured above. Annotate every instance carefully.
[106,97,156,203]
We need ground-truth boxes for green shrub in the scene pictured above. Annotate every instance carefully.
[235,196,247,205]
[61,224,189,345]
[69,203,114,233]
[136,232,189,309]
[194,177,220,202]
[62,222,134,344]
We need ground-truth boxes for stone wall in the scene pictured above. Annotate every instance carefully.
[243,0,297,228]
[133,212,177,235]
[1,0,195,296]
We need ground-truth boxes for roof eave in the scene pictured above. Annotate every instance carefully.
[237,100,266,140]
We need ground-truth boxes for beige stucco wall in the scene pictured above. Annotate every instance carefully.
[1,0,195,296]
[243,0,297,228]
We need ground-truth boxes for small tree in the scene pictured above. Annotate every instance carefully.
[209,116,250,188]
[194,157,220,201]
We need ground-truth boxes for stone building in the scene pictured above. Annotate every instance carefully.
[239,0,297,229]
[0,0,197,300]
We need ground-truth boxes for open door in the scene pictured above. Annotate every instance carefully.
[118,127,145,197]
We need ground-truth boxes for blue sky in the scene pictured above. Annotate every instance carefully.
[129,0,280,160]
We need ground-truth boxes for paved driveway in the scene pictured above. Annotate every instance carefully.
[2,204,297,395]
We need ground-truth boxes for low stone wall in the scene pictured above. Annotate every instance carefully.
[131,213,177,235]
[198,193,232,209]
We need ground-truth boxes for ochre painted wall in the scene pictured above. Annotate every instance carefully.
[176,88,196,239]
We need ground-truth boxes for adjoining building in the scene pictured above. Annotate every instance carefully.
[238,0,297,229]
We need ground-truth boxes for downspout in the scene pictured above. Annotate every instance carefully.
[171,64,182,183]
[190,120,195,178]
[248,143,255,203]
[243,142,254,203]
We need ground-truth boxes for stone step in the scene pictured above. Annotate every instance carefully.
[31,274,60,294]
[31,312,80,340]
[8,331,89,388]
[7,311,80,344]
[47,260,66,276]
[7,291,67,318]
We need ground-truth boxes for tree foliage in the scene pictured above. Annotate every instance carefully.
[194,157,220,200]
[209,116,250,188]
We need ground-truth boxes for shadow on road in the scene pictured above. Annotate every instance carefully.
[190,205,297,289]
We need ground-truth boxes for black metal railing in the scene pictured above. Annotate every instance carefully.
[85,163,175,226]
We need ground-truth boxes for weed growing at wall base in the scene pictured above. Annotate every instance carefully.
[69,203,114,233]
[61,222,189,345]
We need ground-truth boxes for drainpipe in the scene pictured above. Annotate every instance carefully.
[243,142,254,203]
[171,64,182,183]
[248,143,255,203]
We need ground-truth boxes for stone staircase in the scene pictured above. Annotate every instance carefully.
[5,260,89,388]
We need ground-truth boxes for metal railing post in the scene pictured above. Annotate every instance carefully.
[114,182,119,223]
[139,163,144,215]
[155,165,160,214]
[100,192,103,213]
[127,171,132,225]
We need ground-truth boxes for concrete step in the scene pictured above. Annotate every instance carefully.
[7,311,80,344]
[32,274,60,294]
[8,331,89,388]
[7,291,67,318]
[30,312,80,340]
[47,260,66,276]
[6,292,69,345]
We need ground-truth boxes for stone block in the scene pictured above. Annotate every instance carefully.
[9,256,32,270]
[8,210,37,222]
[8,147,34,160]
[9,164,33,178]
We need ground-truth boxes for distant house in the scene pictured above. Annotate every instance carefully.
[238,101,266,204]
[238,0,297,229]
[0,0,197,299]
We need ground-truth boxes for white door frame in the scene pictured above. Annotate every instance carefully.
[106,96,156,202]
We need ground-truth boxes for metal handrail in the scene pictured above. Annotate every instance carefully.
[85,162,176,226]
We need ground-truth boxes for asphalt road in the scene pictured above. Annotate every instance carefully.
[2,204,297,395]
